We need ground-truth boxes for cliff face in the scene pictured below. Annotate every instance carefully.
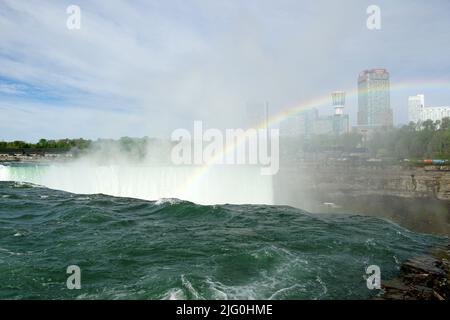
[275,164,450,203]
[309,165,450,200]
[274,164,450,236]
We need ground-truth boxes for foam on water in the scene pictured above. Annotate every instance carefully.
[0,164,9,181]
[0,183,443,299]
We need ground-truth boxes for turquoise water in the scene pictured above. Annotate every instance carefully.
[0,180,442,299]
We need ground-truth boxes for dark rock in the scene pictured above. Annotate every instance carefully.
[377,241,450,300]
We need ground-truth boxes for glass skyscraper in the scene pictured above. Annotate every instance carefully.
[357,69,393,127]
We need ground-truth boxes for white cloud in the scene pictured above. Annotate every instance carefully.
[0,0,450,140]
[0,83,26,95]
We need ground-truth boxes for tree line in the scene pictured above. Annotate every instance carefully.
[0,138,92,150]
[2,119,450,161]
[367,118,450,160]
[296,117,450,160]
[0,137,171,161]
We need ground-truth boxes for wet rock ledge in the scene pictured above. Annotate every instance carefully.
[378,243,450,300]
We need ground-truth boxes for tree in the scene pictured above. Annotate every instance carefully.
[421,119,436,132]
[440,117,450,130]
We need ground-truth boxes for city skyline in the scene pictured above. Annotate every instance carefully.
[408,93,450,124]
[1,0,450,141]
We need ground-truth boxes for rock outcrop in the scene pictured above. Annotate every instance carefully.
[377,243,450,300]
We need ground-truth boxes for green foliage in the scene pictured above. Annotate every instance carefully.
[288,117,450,161]
[0,138,92,150]
[366,117,450,160]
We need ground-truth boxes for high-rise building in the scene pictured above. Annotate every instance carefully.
[408,94,425,123]
[357,69,392,127]
[280,109,316,137]
[408,94,450,124]
[280,92,349,137]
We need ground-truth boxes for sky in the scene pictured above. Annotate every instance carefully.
[1,0,450,141]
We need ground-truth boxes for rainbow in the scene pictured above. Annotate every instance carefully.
[180,78,450,200]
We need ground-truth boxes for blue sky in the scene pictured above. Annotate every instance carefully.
[1,0,450,141]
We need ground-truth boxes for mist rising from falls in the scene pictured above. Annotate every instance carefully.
[0,163,273,205]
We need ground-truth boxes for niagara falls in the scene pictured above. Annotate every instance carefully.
[1,0,450,312]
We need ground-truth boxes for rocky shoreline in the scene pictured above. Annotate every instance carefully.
[376,242,450,300]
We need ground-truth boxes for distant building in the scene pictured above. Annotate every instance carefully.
[281,92,349,137]
[332,91,345,115]
[422,106,450,122]
[314,113,334,135]
[281,109,316,137]
[408,94,425,123]
[331,91,349,136]
[357,69,393,127]
[408,94,450,124]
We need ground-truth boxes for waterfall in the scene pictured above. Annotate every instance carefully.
[0,163,273,205]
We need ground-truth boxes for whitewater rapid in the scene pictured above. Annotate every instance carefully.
[0,163,273,205]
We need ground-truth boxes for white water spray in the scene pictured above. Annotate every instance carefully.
[0,163,273,205]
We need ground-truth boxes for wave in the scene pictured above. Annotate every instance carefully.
[0,182,443,299]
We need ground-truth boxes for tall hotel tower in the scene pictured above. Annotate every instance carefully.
[357,69,393,127]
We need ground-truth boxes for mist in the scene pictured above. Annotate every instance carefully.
[0,138,274,205]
